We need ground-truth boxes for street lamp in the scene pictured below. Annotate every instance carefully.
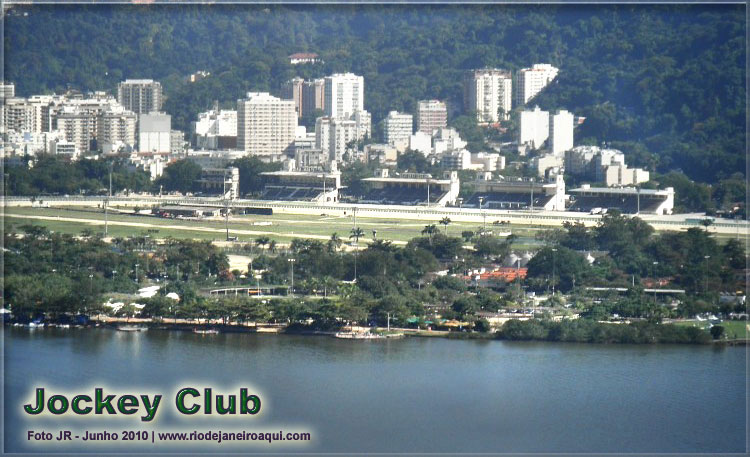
[478,197,486,233]
[652,261,659,305]
[134,263,140,283]
[288,258,296,296]
[372,229,377,241]
[703,255,711,294]
[551,248,558,296]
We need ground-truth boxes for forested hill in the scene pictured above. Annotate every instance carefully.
[4,4,745,184]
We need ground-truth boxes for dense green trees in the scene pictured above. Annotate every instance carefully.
[5,155,152,196]
[154,159,202,193]
[499,319,710,344]
[6,4,744,185]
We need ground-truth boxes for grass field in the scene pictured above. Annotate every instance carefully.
[3,206,547,248]
[673,319,749,339]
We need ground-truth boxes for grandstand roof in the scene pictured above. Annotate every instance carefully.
[363,177,451,185]
[260,171,340,177]
[570,186,671,196]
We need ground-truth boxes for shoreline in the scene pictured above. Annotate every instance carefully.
[6,318,746,346]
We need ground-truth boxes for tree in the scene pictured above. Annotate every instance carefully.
[421,224,438,245]
[710,325,725,340]
[349,227,365,281]
[155,159,202,193]
[328,233,343,253]
[439,217,452,235]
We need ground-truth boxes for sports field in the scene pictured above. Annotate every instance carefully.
[2,206,547,248]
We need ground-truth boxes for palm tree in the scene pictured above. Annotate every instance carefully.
[328,232,343,253]
[349,227,365,244]
[268,240,277,253]
[439,217,452,235]
[422,224,438,245]
[349,227,365,282]
[255,236,270,251]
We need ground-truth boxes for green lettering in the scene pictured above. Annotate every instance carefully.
[24,388,45,415]
[140,395,161,422]
[216,395,236,415]
[72,395,92,415]
[48,395,69,415]
[240,388,261,415]
[95,388,116,414]
[117,395,138,415]
[175,387,200,415]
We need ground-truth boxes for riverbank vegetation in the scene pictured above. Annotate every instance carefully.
[3,211,745,344]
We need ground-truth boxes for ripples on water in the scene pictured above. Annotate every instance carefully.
[5,327,747,453]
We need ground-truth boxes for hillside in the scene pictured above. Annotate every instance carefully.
[4,4,745,184]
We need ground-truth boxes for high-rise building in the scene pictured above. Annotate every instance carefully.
[463,69,512,123]
[549,109,574,156]
[138,112,171,153]
[280,77,305,118]
[417,100,447,135]
[56,106,98,154]
[315,114,371,161]
[237,92,297,159]
[170,130,186,155]
[324,73,364,119]
[302,79,326,117]
[117,79,163,115]
[518,106,549,151]
[194,109,237,150]
[1,82,15,100]
[98,105,137,150]
[515,64,559,106]
[384,111,413,147]
[2,98,36,134]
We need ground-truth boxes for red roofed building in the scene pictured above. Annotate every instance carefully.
[463,267,528,288]
[289,53,320,65]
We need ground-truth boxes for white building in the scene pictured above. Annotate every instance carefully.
[98,105,137,152]
[409,131,432,155]
[315,113,370,162]
[549,109,574,156]
[138,112,171,153]
[117,79,163,115]
[515,64,559,106]
[432,127,467,155]
[288,53,320,65]
[55,106,97,154]
[194,109,237,150]
[384,111,413,148]
[237,92,297,160]
[463,69,512,123]
[518,106,549,152]
[324,73,364,119]
[531,153,564,178]
[1,82,15,100]
[417,100,447,135]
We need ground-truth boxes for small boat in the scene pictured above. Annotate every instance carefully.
[193,328,219,334]
[334,331,385,340]
[117,325,148,332]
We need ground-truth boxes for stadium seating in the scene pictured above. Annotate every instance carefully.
[259,186,324,202]
[567,195,665,214]
[357,186,446,205]
[464,192,552,210]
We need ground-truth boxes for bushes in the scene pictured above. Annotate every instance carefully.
[498,319,711,344]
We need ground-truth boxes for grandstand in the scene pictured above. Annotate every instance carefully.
[567,185,674,215]
[463,173,566,211]
[354,169,460,207]
[259,170,341,203]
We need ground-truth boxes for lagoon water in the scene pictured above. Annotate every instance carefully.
[4,327,747,454]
